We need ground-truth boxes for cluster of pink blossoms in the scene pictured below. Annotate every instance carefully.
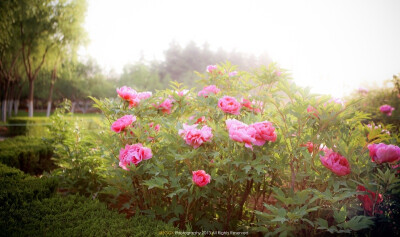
[357,185,383,215]
[198,85,220,97]
[192,170,211,187]
[241,98,263,114]
[379,104,395,116]
[153,98,174,114]
[118,143,153,170]
[368,143,400,164]
[226,119,277,150]
[111,115,136,133]
[179,123,213,149]
[218,96,242,115]
[206,65,217,73]
[116,86,152,108]
[319,149,351,176]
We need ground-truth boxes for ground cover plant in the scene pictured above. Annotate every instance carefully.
[87,62,400,235]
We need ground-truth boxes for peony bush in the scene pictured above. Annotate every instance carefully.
[91,62,400,235]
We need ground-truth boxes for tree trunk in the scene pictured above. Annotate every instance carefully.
[71,101,76,114]
[7,100,13,117]
[28,80,34,117]
[1,80,10,122]
[1,99,6,122]
[46,66,56,117]
[14,100,19,116]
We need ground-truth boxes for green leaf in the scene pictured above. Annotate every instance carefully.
[143,177,168,189]
[333,206,347,224]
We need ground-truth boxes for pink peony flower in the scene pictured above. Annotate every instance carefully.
[250,121,277,146]
[195,116,206,124]
[178,123,213,149]
[301,141,314,153]
[380,104,395,116]
[206,65,217,73]
[192,170,211,187]
[307,105,319,118]
[226,119,256,149]
[320,149,351,176]
[154,98,174,114]
[358,87,369,94]
[111,115,136,133]
[176,89,189,96]
[218,96,241,115]
[229,71,238,77]
[117,86,137,101]
[241,98,262,114]
[198,85,221,97]
[137,91,152,100]
[357,185,383,215]
[275,70,282,77]
[119,143,152,170]
[368,143,400,164]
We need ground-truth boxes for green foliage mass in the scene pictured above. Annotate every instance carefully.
[0,163,178,237]
[90,62,400,235]
[7,117,50,136]
[347,74,400,133]
[0,136,55,175]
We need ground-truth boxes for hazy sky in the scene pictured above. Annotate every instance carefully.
[79,0,400,98]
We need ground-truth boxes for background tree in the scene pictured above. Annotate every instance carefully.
[15,0,87,117]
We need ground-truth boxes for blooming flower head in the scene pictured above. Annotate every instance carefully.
[206,65,218,73]
[137,91,152,100]
[154,98,174,114]
[229,71,238,77]
[275,70,282,77]
[218,96,241,115]
[178,123,213,149]
[320,149,351,176]
[198,85,221,97]
[301,141,314,153]
[192,170,211,187]
[357,185,383,215]
[226,119,256,149]
[307,105,319,118]
[119,143,152,170]
[241,98,263,114]
[111,115,136,133]
[117,86,137,101]
[368,143,400,164]
[380,104,395,116]
[176,89,189,97]
[358,87,369,94]
[195,116,206,124]
[250,121,277,146]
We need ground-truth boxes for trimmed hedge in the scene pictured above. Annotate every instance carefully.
[0,163,58,210]
[0,164,179,237]
[1,195,180,237]
[7,117,50,137]
[0,136,55,175]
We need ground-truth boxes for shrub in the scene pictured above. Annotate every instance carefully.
[348,74,400,131]
[0,163,58,212]
[0,194,179,237]
[46,100,107,197]
[7,117,50,137]
[91,62,400,235]
[0,136,55,175]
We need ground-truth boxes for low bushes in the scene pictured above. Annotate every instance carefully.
[1,195,179,237]
[0,163,179,237]
[0,163,58,212]
[7,117,50,137]
[0,136,55,175]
